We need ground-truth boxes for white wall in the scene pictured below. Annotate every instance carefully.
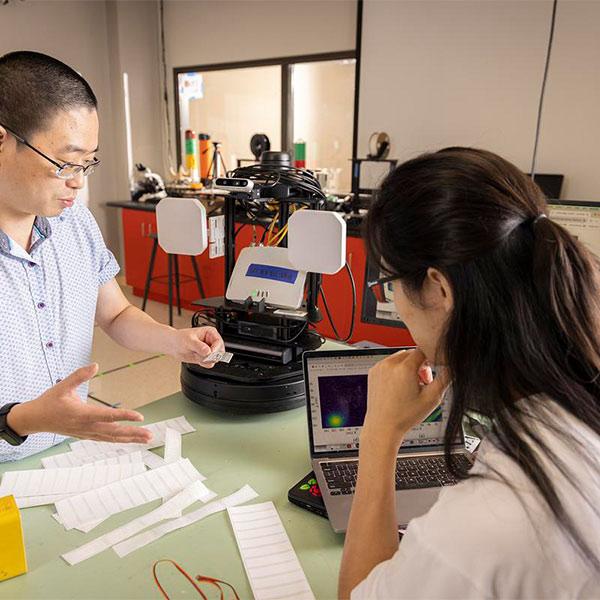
[106,0,164,197]
[163,0,357,67]
[0,0,164,261]
[162,0,357,168]
[358,0,600,201]
[0,0,120,250]
[534,0,600,200]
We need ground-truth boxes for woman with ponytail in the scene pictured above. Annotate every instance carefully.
[339,147,600,599]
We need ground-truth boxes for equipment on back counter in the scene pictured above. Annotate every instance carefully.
[250,133,271,160]
[205,140,227,181]
[367,131,391,160]
[181,151,352,414]
[131,163,167,203]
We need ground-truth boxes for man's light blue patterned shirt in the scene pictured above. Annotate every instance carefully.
[0,203,119,462]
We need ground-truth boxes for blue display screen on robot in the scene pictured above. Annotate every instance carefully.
[246,263,299,285]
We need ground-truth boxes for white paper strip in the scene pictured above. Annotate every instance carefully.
[42,450,144,470]
[162,428,184,516]
[52,512,106,533]
[0,462,146,498]
[18,494,72,508]
[69,416,195,457]
[141,450,166,469]
[113,485,258,558]
[228,501,315,600]
[54,458,205,531]
[61,480,213,565]
[163,428,182,464]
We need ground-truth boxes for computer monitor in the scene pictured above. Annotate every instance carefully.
[360,259,406,328]
[352,159,397,195]
[527,173,564,199]
[548,200,600,257]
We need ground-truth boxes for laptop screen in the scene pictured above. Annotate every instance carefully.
[305,350,458,455]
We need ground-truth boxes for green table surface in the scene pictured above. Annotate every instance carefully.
[0,391,347,599]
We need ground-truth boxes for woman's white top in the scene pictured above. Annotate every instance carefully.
[352,400,600,599]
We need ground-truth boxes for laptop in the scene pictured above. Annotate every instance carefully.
[303,347,472,533]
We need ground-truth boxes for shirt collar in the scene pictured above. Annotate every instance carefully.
[0,215,53,258]
[30,216,52,253]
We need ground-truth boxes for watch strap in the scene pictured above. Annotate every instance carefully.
[0,403,28,446]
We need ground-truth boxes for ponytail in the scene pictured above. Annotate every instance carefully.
[531,215,600,388]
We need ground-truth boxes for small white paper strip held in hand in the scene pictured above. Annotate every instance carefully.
[69,415,195,457]
[202,350,233,364]
[55,458,205,531]
[228,501,315,600]
[0,462,146,499]
[61,480,214,566]
[42,449,144,470]
[113,485,258,558]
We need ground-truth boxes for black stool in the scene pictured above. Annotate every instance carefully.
[141,233,205,326]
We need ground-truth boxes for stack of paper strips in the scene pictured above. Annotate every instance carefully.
[0,461,146,508]
[63,484,259,564]
[113,485,259,558]
[42,415,195,469]
[0,416,263,571]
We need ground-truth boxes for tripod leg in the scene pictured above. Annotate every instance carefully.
[142,238,158,312]
[191,255,205,298]
[174,255,181,315]
[167,254,173,327]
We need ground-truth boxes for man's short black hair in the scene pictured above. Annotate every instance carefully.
[0,51,97,139]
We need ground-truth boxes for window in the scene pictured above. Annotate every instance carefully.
[175,52,355,189]
[291,59,356,193]
[178,66,281,176]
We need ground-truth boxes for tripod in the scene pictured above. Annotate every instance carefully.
[205,141,228,181]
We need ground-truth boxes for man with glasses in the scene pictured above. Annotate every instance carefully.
[0,51,224,462]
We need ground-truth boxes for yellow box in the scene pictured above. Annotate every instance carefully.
[0,495,28,582]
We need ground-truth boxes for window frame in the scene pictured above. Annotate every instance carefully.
[173,50,357,169]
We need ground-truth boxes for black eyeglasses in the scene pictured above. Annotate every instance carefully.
[367,274,396,303]
[0,122,100,180]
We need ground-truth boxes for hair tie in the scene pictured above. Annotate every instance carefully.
[533,213,547,224]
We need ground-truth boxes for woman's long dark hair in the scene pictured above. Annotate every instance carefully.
[365,147,600,569]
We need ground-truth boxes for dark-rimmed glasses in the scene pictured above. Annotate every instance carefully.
[0,122,100,180]
[367,274,396,303]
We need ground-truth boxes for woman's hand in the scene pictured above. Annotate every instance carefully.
[362,348,449,449]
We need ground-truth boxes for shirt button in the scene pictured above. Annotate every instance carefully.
[28,261,36,268]
[37,302,46,309]
[46,341,54,348]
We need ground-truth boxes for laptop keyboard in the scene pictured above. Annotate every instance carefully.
[321,454,472,496]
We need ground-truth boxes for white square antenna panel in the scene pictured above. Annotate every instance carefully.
[288,210,346,274]
[226,246,307,309]
[156,197,208,255]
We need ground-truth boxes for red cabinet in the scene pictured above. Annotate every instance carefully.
[122,209,253,312]
[315,236,414,347]
[121,208,414,346]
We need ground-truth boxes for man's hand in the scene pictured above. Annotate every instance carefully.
[168,326,225,368]
[362,349,449,449]
[6,364,153,444]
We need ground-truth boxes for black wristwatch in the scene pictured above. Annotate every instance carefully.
[0,403,28,446]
